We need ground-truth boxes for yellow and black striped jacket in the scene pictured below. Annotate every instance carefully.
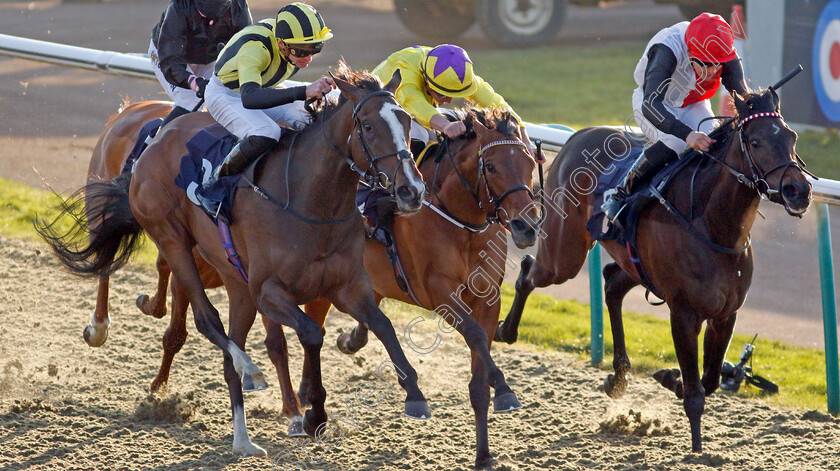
[214,19,298,90]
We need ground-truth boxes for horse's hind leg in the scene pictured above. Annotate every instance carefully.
[262,316,306,437]
[136,252,170,319]
[83,275,111,347]
[602,262,639,398]
[701,312,737,396]
[224,281,266,456]
[150,275,189,393]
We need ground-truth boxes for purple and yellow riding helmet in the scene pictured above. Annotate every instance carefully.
[421,44,478,98]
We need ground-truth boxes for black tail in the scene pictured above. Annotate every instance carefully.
[34,172,144,277]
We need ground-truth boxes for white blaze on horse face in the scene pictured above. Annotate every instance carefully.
[379,102,410,153]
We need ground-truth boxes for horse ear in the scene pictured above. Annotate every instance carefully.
[732,91,748,117]
[384,69,401,94]
[769,87,781,111]
[331,71,363,103]
[472,116,489,138]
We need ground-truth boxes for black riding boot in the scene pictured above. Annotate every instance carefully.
[601,141,677,230]
[159,105,190,128]
[198,135,276,215]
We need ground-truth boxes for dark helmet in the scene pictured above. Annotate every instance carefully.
[195,0,231,19]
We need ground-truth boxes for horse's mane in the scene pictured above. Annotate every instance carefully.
[449,106,519,139]
[303,60,385,128]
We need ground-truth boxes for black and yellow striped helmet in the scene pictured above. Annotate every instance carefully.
[275,2,333,45]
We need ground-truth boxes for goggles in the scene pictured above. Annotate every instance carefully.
[690,57,722,68]
[287,42,323,58]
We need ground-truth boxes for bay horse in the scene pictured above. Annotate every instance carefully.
[303,108,541,469]
[495,88,811,452]
[79,100,306,434]
[36,65,431,456]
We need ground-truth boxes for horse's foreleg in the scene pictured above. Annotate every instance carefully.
[468,348,493,469]
[494,255,535,344]
[262,316,305,437]
[701,312,737,396]
[84,275,111,347]
[256,280,327,437]
[300,297,333,407]
[331,286,430,420]
[665,307,705,453]
[603,262,639,398]
[136,252,170,319]
[334,292,372,354]
[150,275,189,393]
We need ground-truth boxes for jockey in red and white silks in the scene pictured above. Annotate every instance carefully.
[603,12,748,229]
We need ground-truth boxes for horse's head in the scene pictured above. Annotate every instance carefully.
[468,109,540,248]
[731,88,812,216]
[332,65,425,213]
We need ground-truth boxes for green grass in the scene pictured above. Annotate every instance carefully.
[471,42,840,180]
[0,177,158,266]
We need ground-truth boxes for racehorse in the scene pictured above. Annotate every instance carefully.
[302,107,541,469]
[36,65,431,456]
[495,88,811,452]
[77,99,306,433]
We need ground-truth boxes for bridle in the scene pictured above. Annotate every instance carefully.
[320,90,414,192]
[427,135,539,232]
[703,111,813,201]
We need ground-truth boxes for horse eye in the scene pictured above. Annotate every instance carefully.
[363,122,372,131]
[750,139,760,148]
[485,163,496,173]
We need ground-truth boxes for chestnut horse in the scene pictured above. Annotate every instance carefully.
[495,88,811,452]
[303,108,541,469]
[79,100,308,434]
[37,67,431,456]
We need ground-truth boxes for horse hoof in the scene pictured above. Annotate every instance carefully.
[136,293,166,318]
[233,441,267,457]
[242,371,269,392]
[475,455,497,470]
[288,415,307,437]
[83,324,108,347]
[604,374,626,399]
[336,332,357,355]
[404,400,432,420]
[493,392,522,413]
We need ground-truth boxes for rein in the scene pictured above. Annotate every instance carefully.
[657,109,808,254]
[240,89,407,226]
[426,135,537,232]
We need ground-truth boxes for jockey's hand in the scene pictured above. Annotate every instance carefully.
[442,120,467,139]
[188,75,209,99]
[306,77,335,99]
[686,131,715,152]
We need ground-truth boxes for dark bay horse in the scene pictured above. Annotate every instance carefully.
[79,100,304,433]
[303,108,541,468]
[37,66,431,456]
[495,88,811,452]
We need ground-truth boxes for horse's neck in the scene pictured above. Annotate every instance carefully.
[260,103,359,217]
[432,141,487,225]
[701,139,760,247]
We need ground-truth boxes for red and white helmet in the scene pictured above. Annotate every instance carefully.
[685,13,737,64]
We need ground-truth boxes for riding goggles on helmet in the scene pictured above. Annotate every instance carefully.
[286,42,323,57]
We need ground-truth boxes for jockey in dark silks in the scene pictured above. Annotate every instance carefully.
[196,2,335,214]
[150,0,252,127]
[602,12,748,229]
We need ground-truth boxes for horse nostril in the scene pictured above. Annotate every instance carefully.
[511,219,533,235]
[782,184,799,200]
[396,185,415,201]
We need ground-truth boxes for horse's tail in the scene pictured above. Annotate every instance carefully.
[34,172,144,277]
